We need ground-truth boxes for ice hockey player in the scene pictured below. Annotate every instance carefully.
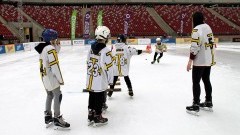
[35,29,70,128]
[86,26,114,126]
[186,12,216,116]
[151,37,167,64]
[108,34,151,97]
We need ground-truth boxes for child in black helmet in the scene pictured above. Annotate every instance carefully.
[108,34,151,97]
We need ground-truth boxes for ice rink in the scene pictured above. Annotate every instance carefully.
[0,44,240,135]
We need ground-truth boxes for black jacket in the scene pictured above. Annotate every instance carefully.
[35,42,50,54]
[91,42,106,55]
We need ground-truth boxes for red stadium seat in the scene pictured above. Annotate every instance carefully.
[214,7,240,26]
[0,4,28,22]
[154,5,240,35]
[91,5,166,36]
[23,5,82,38]
[0,23,15,39]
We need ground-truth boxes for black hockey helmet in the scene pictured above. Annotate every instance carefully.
[117,34,127,43]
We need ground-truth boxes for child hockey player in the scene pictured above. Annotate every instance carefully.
[108,34,151,97]
[35,29,70,128]
[186,12,216,116]
[86,26,114,126]
[151,37,167,64]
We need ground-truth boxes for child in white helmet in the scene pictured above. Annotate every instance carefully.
[151,37,167,64]
[35,29,70,129]
[86,26,114,126]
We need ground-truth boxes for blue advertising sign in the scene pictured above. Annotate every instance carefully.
[15,44,24,51]
[85,39,96,45]
[0,45,6,54]
[112,40,117,44]
[151,38,176,44]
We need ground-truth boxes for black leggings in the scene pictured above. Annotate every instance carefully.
[192,66,212,104]
[110,76,132,90]
[153,52,163,61]
[88,91,105,115]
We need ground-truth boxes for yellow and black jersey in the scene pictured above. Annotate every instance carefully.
[112,43,139,77]
[190,23,216,66]
[155,43,167,53]
[86,46,114,92]
[39,45,64,91]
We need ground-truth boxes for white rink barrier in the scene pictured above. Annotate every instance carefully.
[23,42,43,51]
[138,38,151,45]
[60,40,72,46]
[73,40,85,46]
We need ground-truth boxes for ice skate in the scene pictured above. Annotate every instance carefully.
[102,103,108,113]
[53,115,70,130]
[128,89,134,97]
[108,90,113,97]
[186,103,200,116]
[88,109,95,126]
[151,60,156,64]
[199,101,213,112]
[44,111,53,128]
[93,115,108,127]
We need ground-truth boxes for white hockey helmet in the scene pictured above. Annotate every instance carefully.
[156,38,161,42]
[95,26,110,40]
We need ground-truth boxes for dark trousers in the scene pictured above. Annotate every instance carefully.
[110,76,132,90]
[153,52,163,61]
[88,91,105,115]
[192,66,212,104]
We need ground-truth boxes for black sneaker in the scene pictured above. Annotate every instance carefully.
[54,115,70,128]
[199,101,213,112]
[129,89,134,97]
[157,58,160,63]
[186,103,200,116]
[93,115,108,127]
[151,60,155,64]
[44,111,53,124]
[108,90,113,97]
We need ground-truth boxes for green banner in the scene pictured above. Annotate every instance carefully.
[97,10,103,26]
[71,10,77,40]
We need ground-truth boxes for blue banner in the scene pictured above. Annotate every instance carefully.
[15,44,24,51]
[112,40,117,44]
[0,45,6,54]
[85,39,96,45]
[151,38,176,44]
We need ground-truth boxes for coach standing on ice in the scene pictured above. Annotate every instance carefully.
[186,12,216,115]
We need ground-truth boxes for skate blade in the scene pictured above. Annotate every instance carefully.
[45,122,53,128]
[102,110,107,114]
[93,122,108,127]
[200,107,213,112]
[93,123,108,127]
[186,110,199,116]
[88,121,94,126]
[102,107,108,114]
[54,126,71,130]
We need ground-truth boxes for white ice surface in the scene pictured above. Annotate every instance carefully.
[0,44,240,135]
